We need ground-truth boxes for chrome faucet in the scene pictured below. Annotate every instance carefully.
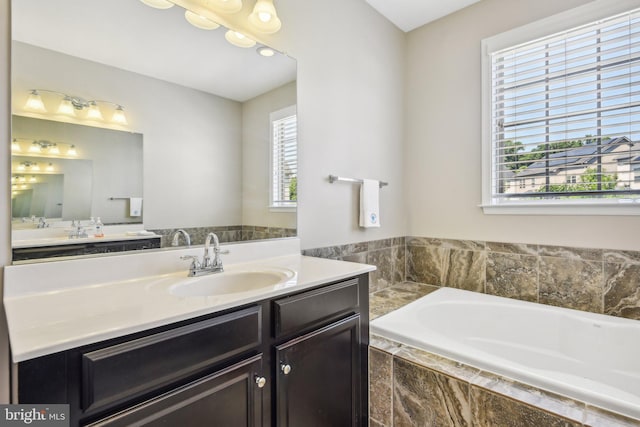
[180,232,229,277]
[171,229,191,247]
[37,217,49,228]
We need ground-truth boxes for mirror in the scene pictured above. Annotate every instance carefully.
[11,0,297,262]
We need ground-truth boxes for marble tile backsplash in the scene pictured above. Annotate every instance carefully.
[304,236,640,320]
[150,226,296,247]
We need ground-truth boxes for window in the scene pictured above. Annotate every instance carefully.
[270,106,297,209]
[482,1,640,214]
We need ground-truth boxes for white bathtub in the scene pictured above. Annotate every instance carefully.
[370,287,640,421]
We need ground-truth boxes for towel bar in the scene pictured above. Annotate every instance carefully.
[328,175,388,188]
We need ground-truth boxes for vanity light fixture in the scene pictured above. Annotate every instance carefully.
[185,10,220,30]
[18,161,40,171]
[67,145,78,156]
[29,176,37,183]
[24,89,128,126]
[139,0,174,9]
[11,139,21,152]
[207,0,243,14]
[29,140,60,155]
[225,30,256,48]
[46,163,55,172]
[248,0,281,34]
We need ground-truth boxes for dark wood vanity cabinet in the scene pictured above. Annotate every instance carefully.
[16,273,369,427]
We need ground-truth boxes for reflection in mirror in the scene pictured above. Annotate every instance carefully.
[11,0,297,263]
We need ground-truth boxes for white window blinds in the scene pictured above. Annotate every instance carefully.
[271,108,297,207]
[489,8,640,204]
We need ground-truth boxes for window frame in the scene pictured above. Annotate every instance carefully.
[269,105,297,212]
[481,0,640,215]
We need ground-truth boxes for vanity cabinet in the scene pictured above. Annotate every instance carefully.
[15,273,369,427]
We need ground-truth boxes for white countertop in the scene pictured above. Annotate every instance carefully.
[12,232,160,249]
[3,239,375,362]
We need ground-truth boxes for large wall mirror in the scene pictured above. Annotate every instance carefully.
[11,0,297,263]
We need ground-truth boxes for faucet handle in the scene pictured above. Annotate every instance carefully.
[180,255,200,266]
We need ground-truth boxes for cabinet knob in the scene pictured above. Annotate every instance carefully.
[255,376,267,388]
[280,364,292,375]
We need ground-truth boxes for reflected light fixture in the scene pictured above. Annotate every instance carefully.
[112,106,128,125]
[257,46,275,57]
[86,102,104,120]
[139,0,174,9]
[46,163,55,172]
[29,176,37,183]
[57,97,76,116]
[185,10,220,30]
[11,139,21,152]
[67,145,78,156]
[225,30,256,48]
[248,0,281,33]
[24,90,128,126]
[207,0,243,14]
[25,90,47,113]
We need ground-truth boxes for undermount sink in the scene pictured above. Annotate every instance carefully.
[169,268,295,297]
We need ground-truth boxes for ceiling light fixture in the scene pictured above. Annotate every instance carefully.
[139,0,174,9]
[24,90,128,126]
[248,0,281,33]
[224,30,256,48]
[184,10,220,30]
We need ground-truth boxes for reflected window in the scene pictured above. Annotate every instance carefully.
[270,105,297,209]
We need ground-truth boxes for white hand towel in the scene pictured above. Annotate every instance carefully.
[359,179,380,228]
[129,197,143,217]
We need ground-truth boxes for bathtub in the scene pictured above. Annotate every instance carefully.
[370,287,640,421]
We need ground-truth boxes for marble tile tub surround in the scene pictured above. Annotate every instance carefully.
[304,236,640,320]
[406,237,640,320]
[302,237,406,293]
[369,335,640,427]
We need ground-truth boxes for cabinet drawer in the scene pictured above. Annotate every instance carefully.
[273,278,359,338]
[81,306,261,413]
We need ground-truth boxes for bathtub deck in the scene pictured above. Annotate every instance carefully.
[368,282,640,427]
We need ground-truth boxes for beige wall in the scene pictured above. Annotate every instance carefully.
[404,0,640,251]
[270,0,407,250]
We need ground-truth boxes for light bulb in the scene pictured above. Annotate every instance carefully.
[11,139,21,152]
[31,164,40,171]
[67,145,77,156]
[206,0,242,14]
[139,0,174,9]
[29,142,41,153]
[87,102,103,120]
[57,97,76,116]
[17,164,25,171]
[224,30,256,48]
[257,46,275,57]
[112,106,128,125]
[24,90,47,113]
[29,176,37,183]
[248,0,281,33]
[18,176,26,182]
[46,163,54,172]
[184,10,220,30]
[49,144,60,155]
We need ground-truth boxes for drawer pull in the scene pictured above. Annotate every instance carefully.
[280,364,292,375]
[255,376,267,388]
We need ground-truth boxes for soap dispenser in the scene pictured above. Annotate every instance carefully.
[95,217,104,237]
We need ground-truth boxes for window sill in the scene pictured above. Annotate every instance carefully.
[480,200,640,216]
[269,206,296,213]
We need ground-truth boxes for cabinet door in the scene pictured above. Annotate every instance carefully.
[87,355,266,427]
[275,315,361,427]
